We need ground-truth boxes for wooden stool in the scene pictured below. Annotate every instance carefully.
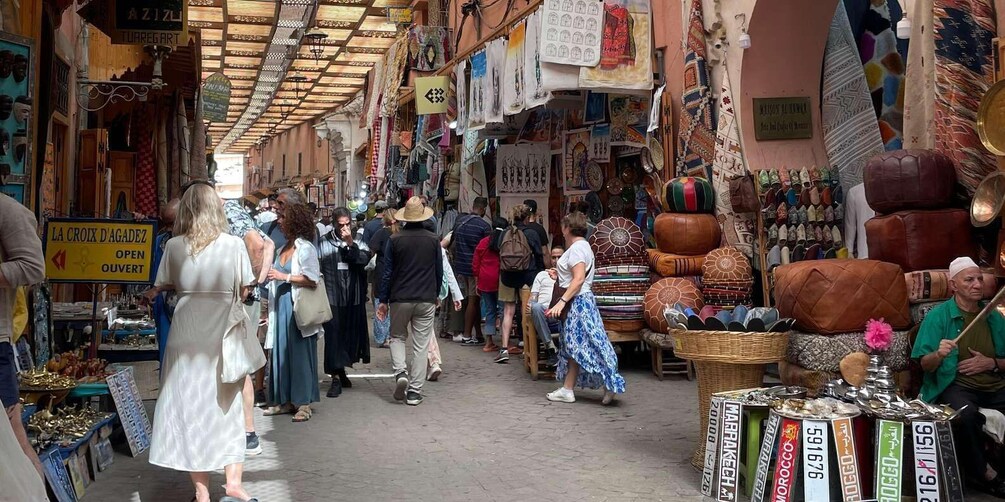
[520,288,555,381]
[640,330,694,380]
[738,407,769,497]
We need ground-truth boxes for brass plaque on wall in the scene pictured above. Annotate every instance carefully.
[752,97,813,141]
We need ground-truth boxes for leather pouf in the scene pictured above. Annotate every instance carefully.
[904,269,997,303]
[661,176,715,213]
[865,209,975,272]
[646,249,706,277]
[863,149,956,214]
[652,213,721,255]
[785,331,912,372]
[702,246,753,283]
[774,260,912,335]
[589,217,647,262]
[643,278,705,333]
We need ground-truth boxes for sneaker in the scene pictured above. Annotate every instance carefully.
[245,432,262,455]
[546,387,576,403]
[428,364,442,381]
[495,349,510,363]
[254,390,268,408]
[393,372,408,401]
[326,380,342,398]
[452,334,465,343]
[602,390,616,406]
[406,391,423,406]
[462,338,482,346]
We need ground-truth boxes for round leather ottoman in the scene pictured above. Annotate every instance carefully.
[653,213,721,255]
[661,177,715,213]
[643,278,704,334]
[702,246,753,283]
[589,217,646,262]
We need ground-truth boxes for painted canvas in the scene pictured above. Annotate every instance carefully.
[563,128,592,193]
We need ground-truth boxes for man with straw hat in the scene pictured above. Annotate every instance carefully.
[913,256,1005,497]
[376,196,444,406]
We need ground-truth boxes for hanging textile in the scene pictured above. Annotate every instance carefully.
[174,91,191,185]
[408,26,451,71]
[503,21,526,116]
[711,58,754,258]
[190,90,207,180]
[903,0,935,149]
[933,0,996,196]
[858,0,905,150]
[134,105,158,216]
[467,50,487,131]
[380,37,410,118]
[155,106,168,205]
[524,10,552,109]
[365,59,384,128]
[675,0,716,178]
[821,2,884,190]
[579,0,653,91]
[484,38,506,124]
[459,130,487,213]
[454,59,468,136]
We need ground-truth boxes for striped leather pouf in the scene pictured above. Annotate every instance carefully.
[661,176,715,213]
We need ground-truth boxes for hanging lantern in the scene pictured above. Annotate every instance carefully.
[303,23,328,65]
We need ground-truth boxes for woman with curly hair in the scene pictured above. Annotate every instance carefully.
[264,202,322,422]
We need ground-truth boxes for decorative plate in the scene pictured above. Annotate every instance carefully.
[586,191,603,223]
[608,196,625,215]
[648,137,665,172]
[621,184,636,205]
[606,177,624,195]
[620,165,639,184]
[640,149,655,173]
[586,160,605,192]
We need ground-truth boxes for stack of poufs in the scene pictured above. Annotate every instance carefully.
[648,176,719,282]
[864,149,977,271]
[589,217,650,332]
[906,268,997,324]
[700,246,754,307]
[773,259,915,394]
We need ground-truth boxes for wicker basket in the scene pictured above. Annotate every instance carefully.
[669,329,789,469]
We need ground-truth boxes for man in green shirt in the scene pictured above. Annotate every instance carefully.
[912,257,1005,497]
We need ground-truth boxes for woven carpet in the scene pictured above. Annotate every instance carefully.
[675,0,716,179]
[710,57,754,258]
[902,0,936,149]
[858,0,905,151]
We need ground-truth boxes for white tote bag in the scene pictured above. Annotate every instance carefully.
[221,259,267,384]
[293,276,333,331]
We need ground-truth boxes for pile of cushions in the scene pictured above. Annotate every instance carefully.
[700,246,754,307]
[589,217,650,332]
[863,149,977,271]
[905,268,996,324]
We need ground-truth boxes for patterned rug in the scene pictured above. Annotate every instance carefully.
[933,0,997,197]
[134,105,158,217]
[903,0,935,149]
[408,26,450,71]
[858,0,905,150]
[675,0,716,179]
[710,57,754,258]
[821,1,884,190]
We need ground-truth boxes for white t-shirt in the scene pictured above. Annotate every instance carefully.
[531,270,556,305]
[557,239,595,295]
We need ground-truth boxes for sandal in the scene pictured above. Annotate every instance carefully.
[263,404,294,416]
[292,405,312,423]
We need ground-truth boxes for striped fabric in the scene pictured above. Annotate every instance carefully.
[596,265,650,276]
[593,281,650,295]
[821,1,885,190]
[595,296,646,306]
[662,176,714,214]
[710,57,755,258]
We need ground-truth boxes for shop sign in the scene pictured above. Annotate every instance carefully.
[716,400,742,502]
[752,97,813,141]
[831,417,863,501]
[750,411,780,502]
[935,421,964,502]
[802,420,830,501]
[771,418,801,502]
[82,0,188,46]
[416,76,450,115]
[700,396,723,496]
[912,421,941,502]
[202,72,231,123]
[875,420,905,502]
[43,218,157,284]
[106,366,152,456]
[387,7,413,26]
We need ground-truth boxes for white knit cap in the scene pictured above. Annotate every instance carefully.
[949,257,979,279]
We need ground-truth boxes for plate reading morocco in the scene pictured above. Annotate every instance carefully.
[43,218,157,284]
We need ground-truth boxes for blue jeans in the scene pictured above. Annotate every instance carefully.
[530,302,561,351]
[480,291,499,336]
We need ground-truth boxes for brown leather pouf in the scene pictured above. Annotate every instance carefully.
[643,278,705,333]
[646,249,706,277]
[865,209,976,272]
[863,149,956,214]
[702,246,753,283]
[653,213,721,255]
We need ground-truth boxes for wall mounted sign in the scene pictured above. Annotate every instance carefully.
[701,396,723,497]
[912,421,941,502]
[802,420,830,500]
[387,7,413,26]
[43,218,157,284]
[771,418,801,502]
[752,97,813,141]
[202,72,231,123]
[831,417,863,501]
[875,420,904,502]
[935,421,965,502]
[716,400,743,502]
[415,76,450,115]
[750,411,780,502]
[79,0,188,46]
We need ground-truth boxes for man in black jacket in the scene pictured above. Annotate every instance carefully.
[377,197,443,406]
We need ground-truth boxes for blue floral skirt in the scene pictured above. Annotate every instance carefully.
[373,297,390,345]
[556,292,626,393]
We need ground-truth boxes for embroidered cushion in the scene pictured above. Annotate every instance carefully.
[701,246,753,283]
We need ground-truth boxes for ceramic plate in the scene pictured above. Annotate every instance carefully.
[586,191,603,223]
[608,196,625,215]
[620,166,639,184]
[606,177,624,195]
[586,160,605,192]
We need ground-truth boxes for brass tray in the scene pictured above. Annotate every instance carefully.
[977,79,1005,156]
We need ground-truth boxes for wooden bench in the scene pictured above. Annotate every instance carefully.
[641,329,694,381]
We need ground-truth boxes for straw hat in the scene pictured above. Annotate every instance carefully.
[395,196,434,222]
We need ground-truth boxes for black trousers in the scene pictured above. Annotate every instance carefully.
[937,383,1005,480]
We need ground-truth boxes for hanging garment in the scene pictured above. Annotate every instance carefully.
[710,58,755,259]
[524,10,552,109]
[579,0,653,91]
[503,21,526,116]
[135,106,158,216]
[408,26,451,71]
[460,131,487,213]
[455,59,468,136]
[675,0,716,178]
[366,59,385,128]
[821,1,884,190]
[190,90,208,179]
[155,107,168,205]
[933,0,997,197]
[468,50,487,131]
[484,38,506,124]
[380,37,410,118]
[903,0,936,149]
[858,0,906,150]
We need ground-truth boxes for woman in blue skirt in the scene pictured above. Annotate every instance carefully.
[546,212,625,405]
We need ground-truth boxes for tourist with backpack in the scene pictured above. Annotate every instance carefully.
[494,205,544,363]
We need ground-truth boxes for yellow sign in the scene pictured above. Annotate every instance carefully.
[44,219,157,284]
[416,76,450,115]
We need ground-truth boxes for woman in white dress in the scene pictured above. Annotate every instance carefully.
[147,183,258,502]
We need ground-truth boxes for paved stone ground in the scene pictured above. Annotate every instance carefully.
[83,337,707,502]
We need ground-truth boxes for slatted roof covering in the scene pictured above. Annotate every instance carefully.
[188,0,406,153]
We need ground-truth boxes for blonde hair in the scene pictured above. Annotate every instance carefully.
[383,208,399,234]
[175,184,229,255]
[508,204,530,223]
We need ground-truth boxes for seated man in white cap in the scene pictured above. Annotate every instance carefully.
[912,256,1005,497]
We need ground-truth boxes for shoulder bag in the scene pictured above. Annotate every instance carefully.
[292,245,333,331]
[221,255,267,384]
[729,174,759,213]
